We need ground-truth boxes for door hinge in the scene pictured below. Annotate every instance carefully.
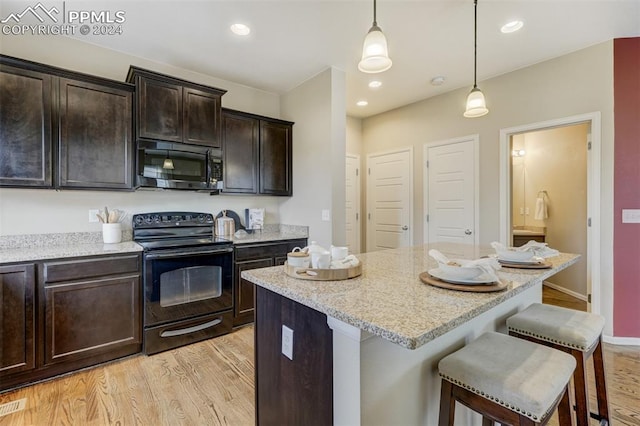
[588,217,592,227]
[356,168,359,176]
[356,213,359,220]
[588,141,592,150]
[426,160,429,168]
[368,168,371,175]
[588,293,592,304]
[368,213,371,220]
[426,214,429,223]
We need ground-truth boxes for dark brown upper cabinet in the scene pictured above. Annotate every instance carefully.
[58,78,133,190]
[0,64,53,188]
[127,67,226,148]
[0,54,135,191]
[222,108,293,196]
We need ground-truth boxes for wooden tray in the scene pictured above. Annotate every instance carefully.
[498,260,552,269]
[419,272,508,293]
[284,262,362,281]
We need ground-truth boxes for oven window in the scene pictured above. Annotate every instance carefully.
[159,265,222,307]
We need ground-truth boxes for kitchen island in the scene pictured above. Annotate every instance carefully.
[242,242,579,426]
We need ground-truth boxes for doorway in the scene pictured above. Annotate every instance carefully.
[423,135,480,245]
[345,154,361,254]
[366,147,413,252]
[500,112,601,313]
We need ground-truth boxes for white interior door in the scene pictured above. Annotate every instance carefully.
[366,147,413,252]
[424,136,479,244]
[345,154,361,254]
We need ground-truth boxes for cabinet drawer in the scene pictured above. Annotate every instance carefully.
[235,243,290,261]
[42,254,140,283]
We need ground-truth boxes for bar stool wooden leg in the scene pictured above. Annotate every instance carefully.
[558,384,573,426]
[482,417,494,426]
[572,349,590,426]
[592,337,610,425]
[438,380,455,426]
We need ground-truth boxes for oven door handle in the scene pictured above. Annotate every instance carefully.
[160,318,223,338]
[145,247,233,260]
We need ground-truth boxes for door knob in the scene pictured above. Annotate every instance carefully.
[464,229,472,235]
[402,225,409,231]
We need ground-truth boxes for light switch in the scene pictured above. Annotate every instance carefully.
[622,209,640,223]
[89,209,99,223]
[321,209,331,221]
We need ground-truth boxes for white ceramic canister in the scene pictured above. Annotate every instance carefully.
[102,223,122,244]
[287,247,310,267]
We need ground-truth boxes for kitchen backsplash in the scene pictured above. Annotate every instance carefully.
[0,188,282,237]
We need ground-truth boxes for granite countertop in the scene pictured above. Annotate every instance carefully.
[241,242,579,350]
[0,241,143,264]
[0,224,308,265]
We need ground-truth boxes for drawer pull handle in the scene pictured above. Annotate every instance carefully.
[160,318,222,337]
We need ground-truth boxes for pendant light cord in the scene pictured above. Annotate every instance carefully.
[373,0,378,26]
[473,0,478,89]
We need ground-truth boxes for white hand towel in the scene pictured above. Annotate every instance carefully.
[534,197,548,220]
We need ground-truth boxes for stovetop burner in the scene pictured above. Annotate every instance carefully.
[133,211,232,250]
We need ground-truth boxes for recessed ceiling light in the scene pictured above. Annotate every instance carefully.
[501,20,523,34]
[356,100,368,107]
[230,23,251,36]
[368,80,382,89]
[430,76,445,86]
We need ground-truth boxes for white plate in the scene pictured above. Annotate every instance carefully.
[497,256,545,265]
[428,268,497,285]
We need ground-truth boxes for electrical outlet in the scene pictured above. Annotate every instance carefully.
[89,209,99,223]
[282,325,293,360]
[321,209,331,221]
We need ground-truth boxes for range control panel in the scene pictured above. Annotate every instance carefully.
[132,212,214,228]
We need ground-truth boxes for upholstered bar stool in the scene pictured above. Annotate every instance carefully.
[438,331,576,426]
[507,303,609,426]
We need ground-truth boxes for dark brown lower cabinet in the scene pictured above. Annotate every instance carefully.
[255,286,333,426]
[0,264,36,377]
[233,238,307,327]
[0,254,142,392]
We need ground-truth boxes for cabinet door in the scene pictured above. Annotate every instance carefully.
[259,120,292,195]
[58,78,133,189]
[0,65,52,187]
[184,87,222,147]
[138,77,183,142]
[0,264,35,377]
[222,111,258,194]
[43,274,141,366]
[234,258,273,326]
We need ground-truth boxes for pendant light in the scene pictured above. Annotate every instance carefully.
[162,151,174,170]
[464,0,489,118]
[358,0,392,73]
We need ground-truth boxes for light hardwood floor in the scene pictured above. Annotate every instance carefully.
[1,289,638,425]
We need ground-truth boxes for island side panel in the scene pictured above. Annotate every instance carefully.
[255,286,333,425]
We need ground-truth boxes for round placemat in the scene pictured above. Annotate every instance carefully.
[419,272,508,292]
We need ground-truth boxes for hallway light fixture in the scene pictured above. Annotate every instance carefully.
[464,0,489,118]
[358,0,392,73]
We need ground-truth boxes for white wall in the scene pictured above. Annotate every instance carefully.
[361,41,615,335]
[279,68,347,248]
[0,35,284,236]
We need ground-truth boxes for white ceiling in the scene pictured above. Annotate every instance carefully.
[3,1,639,118]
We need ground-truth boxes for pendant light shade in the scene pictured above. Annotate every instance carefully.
[464,0,489,118]
[163,151,174,170]
[358,0,392,73]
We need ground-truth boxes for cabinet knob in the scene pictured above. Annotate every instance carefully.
[464,229,472,235]
[402,225,409,231]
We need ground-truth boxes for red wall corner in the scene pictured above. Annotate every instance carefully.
[613,37,640,338]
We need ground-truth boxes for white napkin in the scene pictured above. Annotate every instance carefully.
[331,255,360,269]
[428,249,501,281]
[491,241,559,258]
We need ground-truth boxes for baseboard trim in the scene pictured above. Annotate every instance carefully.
[543,281,588,301]
[603,335,640,346]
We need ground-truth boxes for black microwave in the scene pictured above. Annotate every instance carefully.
[136,140,223,191]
